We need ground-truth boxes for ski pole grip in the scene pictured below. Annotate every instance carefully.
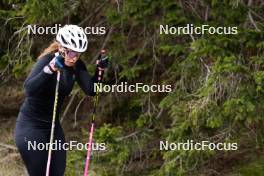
[97,49,107,82]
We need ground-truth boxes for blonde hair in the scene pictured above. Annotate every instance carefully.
[38,41,60,59]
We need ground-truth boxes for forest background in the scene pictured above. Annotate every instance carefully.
[1,0,264,175]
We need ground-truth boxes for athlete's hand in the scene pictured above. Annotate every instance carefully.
[49,55,65,72]
[96,50,108,69]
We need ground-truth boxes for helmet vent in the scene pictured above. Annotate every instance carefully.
[83,41,87,49]
[71,39,77,48]
[79,40,82,48]
[61,36,67,45]
[69,31,74,37]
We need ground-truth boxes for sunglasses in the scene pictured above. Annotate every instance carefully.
[64,49,81,59]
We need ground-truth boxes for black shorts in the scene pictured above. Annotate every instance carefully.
[14,113,66,176]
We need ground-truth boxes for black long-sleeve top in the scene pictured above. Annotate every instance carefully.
[19,53,96,123]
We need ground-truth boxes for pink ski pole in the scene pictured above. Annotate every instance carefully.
[84,123,95,176]
[84,50,107,176]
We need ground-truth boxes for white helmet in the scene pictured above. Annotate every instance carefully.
[56,25,88,52]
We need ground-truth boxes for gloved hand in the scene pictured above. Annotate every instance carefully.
[95,50,108,82]
[49,55,65,72]
[96,50,108,69]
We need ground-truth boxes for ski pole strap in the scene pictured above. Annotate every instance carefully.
[95,67,104,82]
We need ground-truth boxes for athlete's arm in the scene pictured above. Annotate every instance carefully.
[74,60,97,96]
[23,54,53,96]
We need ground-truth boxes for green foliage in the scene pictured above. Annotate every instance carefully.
[0,0,69,81]
[21,0,66,24]
[65,150,84,176]
[89,124,130,175]
[232,157,264,176]
[2,0,264,175]
[253,71,264,93]
[94,124,123,143]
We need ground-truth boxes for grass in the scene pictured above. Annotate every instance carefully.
[231,157,264,176]
[0,117,26,176]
